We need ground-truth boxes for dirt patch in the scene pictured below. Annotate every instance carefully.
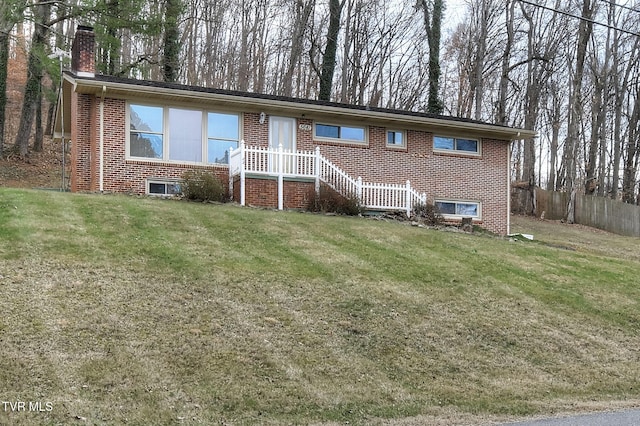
[0,139,69,189]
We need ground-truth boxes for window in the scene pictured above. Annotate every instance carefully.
[128,104,240,165]
[147,180,181,196]
[208,112,240,164]
[315,123,366,143]
[435,200,481,218]
[387,130,405,148]
[169,108,202,162]
[434,136,480,155]
[130,105,163,159]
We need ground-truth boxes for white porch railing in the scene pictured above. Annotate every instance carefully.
[229,140,427,216]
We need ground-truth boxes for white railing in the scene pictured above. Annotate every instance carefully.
[360,180,426,212]
[229,140,426,216]
[318,155,359,196]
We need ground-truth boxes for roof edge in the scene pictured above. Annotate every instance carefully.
[65,73,537,140]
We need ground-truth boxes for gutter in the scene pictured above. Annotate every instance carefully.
[506,133,519,235]
[70,77,537,141]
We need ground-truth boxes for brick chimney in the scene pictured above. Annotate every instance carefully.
[71,25,95,77]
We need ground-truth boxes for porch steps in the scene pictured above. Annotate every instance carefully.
[229,141,426,217]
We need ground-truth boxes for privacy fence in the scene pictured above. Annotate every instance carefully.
[526,188,640,237]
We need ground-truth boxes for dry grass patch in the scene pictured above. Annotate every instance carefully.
[1,190,639,425]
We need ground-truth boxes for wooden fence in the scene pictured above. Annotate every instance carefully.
[532,188,640,237]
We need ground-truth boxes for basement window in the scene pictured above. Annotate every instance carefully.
[435,200,481,219]
[147,179,181,196]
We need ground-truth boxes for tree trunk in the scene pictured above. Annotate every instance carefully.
[495,0,514,125]
[34,85,43,152]
[621,92,640,204]
[318,0,343,101]
[472,1,492,120]
[100,0,122,76]
[611,38,639,199]
[420,0,444,114]
[585,72,603,195]
[564,0,593,223]
[163,0,182,82]
[13,0,51,158]
[283,0,314,97]
[0,31,8,157]
[0,0,26,157]
[547,84,561,191]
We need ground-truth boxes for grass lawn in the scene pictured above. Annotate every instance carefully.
[1,188,639,425]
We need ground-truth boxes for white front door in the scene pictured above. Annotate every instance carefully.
[269,116,296,173]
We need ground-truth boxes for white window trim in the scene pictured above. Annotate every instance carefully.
[126,102,242,166]
[313,122,368,145]
[127,103,164,160]
[386,129,406,149]
[434,199,482,220]
[433,135,482,156]
[146,178,182,196]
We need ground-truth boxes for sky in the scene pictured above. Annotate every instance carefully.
[443,0,468,33]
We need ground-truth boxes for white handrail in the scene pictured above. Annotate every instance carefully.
[229,142,427,215]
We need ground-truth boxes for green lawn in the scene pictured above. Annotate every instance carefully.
[1,188,639,425]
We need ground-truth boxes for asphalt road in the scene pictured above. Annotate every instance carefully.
[501,409,640,426]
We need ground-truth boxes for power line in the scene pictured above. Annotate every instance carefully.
[518,0,640,37]
[597,0,640,14]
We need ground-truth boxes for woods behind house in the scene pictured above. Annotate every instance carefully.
[1,0,639,209]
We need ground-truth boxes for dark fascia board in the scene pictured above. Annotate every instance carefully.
[65,72,537,141]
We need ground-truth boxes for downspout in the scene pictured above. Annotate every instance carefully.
[99,86,106,192]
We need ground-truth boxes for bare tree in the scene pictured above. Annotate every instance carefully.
[419,0,444,114]
[564,0,594,223]
[622,85,640,204]
[162,0,182,82]
[13,0,51,157]
[281,0,314,96]
[0,0,28,157]
[317,0,343,101]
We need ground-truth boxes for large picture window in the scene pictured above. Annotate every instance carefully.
[169,108,202,162]
[128,104,240,165]
[130,105,163,159]
[208,112,240,164]
[433,136,480,155]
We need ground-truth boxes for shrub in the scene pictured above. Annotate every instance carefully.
[181,170,227,202]
[307,184,364,216]
[412,202,444,226]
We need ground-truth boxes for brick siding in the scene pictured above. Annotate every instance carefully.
[71,103,510,234]
[245,114,510,234]
[71,97,228,194]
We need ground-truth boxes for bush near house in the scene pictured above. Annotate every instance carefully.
[181,170,227,202]
[412,201,445,226]
[306,183,364,216]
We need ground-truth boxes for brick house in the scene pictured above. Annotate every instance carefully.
[53,26,535,235]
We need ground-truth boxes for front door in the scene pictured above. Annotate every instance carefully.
[269,116,296,173]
